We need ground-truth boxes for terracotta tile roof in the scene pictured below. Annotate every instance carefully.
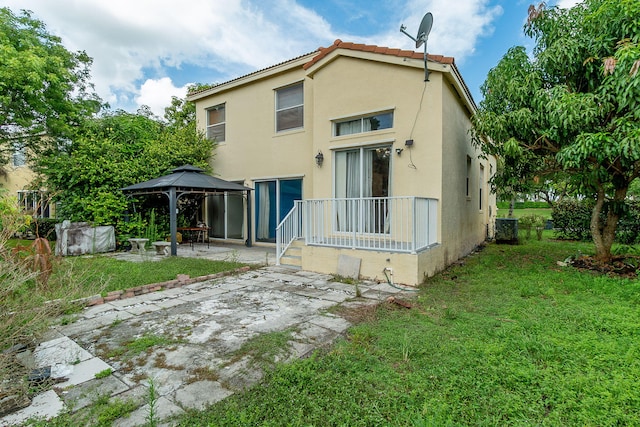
[188,40,456,99]
[187,51,317,98]
[303,39,455,70]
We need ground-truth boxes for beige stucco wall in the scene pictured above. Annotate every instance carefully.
[195,60,314,188]
[1,164,35,194]
[431,78,496,273]
[308,55,444,202]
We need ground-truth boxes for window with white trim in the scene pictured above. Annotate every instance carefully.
[334,112,393,137]
[275,82,303,132]
[206,104,225,142]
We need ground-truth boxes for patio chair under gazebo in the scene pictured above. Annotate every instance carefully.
[121,165,252,256]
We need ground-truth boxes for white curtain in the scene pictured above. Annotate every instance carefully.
[363,149,373,198]
[337,119,361,136]
[334,147,391,234]
[257,182,270,240]
[346,151,360,198]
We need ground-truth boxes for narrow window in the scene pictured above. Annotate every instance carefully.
[334,112,393,136]
[466,155,472,198]
[206,104,225,142]
[479,164,485,210]
[276,82,303,132]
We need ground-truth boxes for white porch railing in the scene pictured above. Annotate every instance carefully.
[276,200,302,265]
[276,197,438,265]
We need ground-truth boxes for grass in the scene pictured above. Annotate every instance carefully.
[53,255,246,295]
[498,207,553,219]
[227,329,297,370]
[2,243,246,309]
[103,333,177,360]
[25,394,138,427]
[176,234,640,426]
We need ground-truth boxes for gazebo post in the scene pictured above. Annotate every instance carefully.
[169,187,178,256]
[245,190,252,247]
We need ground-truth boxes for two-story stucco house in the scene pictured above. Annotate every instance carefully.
[187,39,496,286]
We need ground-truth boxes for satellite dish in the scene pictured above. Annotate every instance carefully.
[400,12,434,81]
[415,12,433,49]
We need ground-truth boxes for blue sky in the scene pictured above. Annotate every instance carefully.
[4,0,580,116]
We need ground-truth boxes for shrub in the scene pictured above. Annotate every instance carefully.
[615,202,640,244]
[29,218,58,240]
[552,199,640,244]
[552,199,595,241]
[518,214,546,240]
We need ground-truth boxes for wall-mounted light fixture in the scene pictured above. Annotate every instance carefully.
[315,151,324,166]
[405,139,414,147]
[395,148,404,156]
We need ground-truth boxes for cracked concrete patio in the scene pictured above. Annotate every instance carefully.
[1,245,413,426]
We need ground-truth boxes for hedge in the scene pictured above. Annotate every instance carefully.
[496,201,550,209]
[552,199,640,244]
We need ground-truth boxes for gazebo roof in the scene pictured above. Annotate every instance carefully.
[121,165,251,194]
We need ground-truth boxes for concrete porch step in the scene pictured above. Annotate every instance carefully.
[279,244,302,269]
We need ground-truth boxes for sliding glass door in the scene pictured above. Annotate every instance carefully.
[207,192,244,239]
[334,146,391,233]
[255,178,302,242]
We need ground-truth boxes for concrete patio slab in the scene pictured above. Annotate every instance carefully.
[174,380,233,410]
[1,262,414,427]
[0,390,64,427]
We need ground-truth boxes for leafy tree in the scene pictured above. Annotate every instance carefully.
[472,0,640,262]
[34,105,213,241]
[0,8,101,166]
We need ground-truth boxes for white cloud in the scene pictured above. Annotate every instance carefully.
[395,0,503,64]
[136,78,190,118]
[3,0,503,112]
[555,0,582,9]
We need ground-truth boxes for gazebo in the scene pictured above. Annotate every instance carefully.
[121,165,252,255]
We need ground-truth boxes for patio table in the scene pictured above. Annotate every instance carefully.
[177,227,209,249]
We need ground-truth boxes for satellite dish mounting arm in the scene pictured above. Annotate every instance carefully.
[400,25,417,43]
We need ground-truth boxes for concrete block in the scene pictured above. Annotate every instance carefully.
[336,254,361,279]
[55,357,113,388]
[34,337,93,368]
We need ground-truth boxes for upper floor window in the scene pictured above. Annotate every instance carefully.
[12,145,26,167]
[207,104,225,142]
[334,112,393,137]
[276,82,303,132]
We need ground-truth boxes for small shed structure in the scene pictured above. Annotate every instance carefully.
[121,165,252,255]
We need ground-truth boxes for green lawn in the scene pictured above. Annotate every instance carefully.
[497,207,553,219]
[55,255,247,296]
[4,239,246,303]
[176,234,640,426]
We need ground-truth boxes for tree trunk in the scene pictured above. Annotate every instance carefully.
[590,186,627,263]
[508,198,515,218]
